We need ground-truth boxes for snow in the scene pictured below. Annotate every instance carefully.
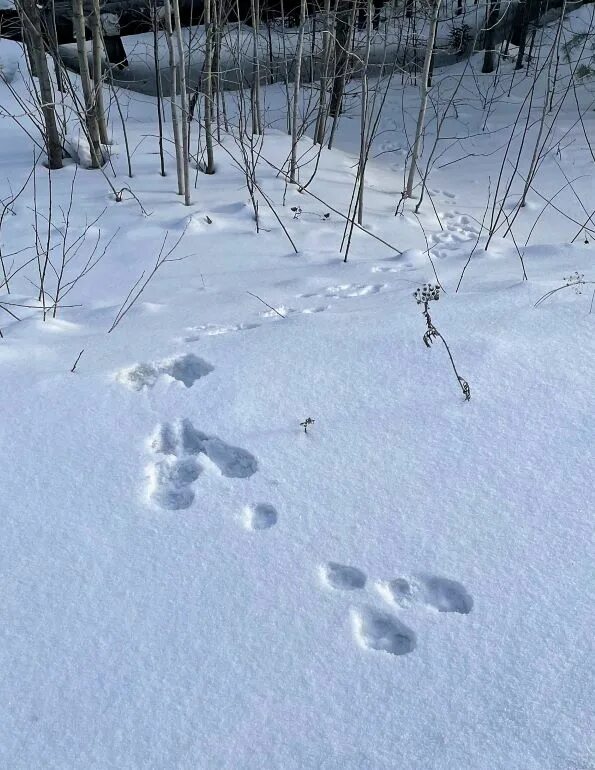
[0,38,20,84]
[0,6,594,769]
[63,128,97,169]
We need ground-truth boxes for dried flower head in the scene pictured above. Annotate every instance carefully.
[414,283,441,304]
[564,271,584,285]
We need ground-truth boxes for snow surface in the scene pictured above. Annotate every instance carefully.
[0,7,594,769]
[0,38,20,83]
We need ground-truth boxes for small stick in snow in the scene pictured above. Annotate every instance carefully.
[247,292,287,319]
[71,349,85,373]
[0,303,21,323]
[300,417,315,434]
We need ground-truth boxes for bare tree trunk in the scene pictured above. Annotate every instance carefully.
[18,0,63,169]
[91,0,109,144]
[357,0,372,224]
[204,0,215,173]
[23,24,40,76]
[313,0,332,145]
[289,0,307,183]
[482,0,501,73]
[514,0,529,69]
[526,23,537,67]
[171,0,191,204]
[152,0,166,176]
[213,0,225,137]
[163,0,184,195]
[328,0,353,148]
[250,0,262,134]
[72,0,103,167]
[45,0,65,93]
[405,0,441,198]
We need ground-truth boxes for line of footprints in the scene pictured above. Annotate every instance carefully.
[117,297,472,659]
[117,354,278,530]
[320,563,473,657]
[116,276,392,519]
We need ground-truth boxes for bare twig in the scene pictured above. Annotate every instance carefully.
[71,348,85,373]
[247,291,287,318]
[108,225,191,332]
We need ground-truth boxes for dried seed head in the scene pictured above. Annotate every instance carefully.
[414,283,441,304]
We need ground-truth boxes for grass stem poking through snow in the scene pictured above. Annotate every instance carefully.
[534,272,594,308]
[300,417,315,434]
[70,349,84,373]
[415,284,470,401]
[247,292,287,319]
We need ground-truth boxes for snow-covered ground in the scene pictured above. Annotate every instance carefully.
[1,6,594,769]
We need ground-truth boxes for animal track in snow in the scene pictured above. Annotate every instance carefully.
[430,188,456,200]
[351,606,416,656]
[442,212,479,232]
[300,283,385,299]
[376,577,416,608]
[429,231,472,251]
[320,563,367,590]
[377,575,473,614]
[243,503,278,530]
[147,419,257,510]
[430,212,480,258]
[118,353,213,391]
[148,456,202,510]
[422,576,474,613]
[318,560,471,658]
[301,305,328,314]
[184,322,260,342]
[260,305,328,319]
[186,201,256,233]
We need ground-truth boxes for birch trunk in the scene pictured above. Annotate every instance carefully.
[357,0,372,224]
[91,0,109,144]
[204,0,215,173]
[152,0,166,176]
[72,0,103,167]
[481,0,501,74]
[289,0,306,183]
[405,0,441,198]
[329,1,350,120]
[313,0,332,145]
[171,0,191,204]
[250,0,262,135]
[163,0,184,195]
[19,0,63,169]
[328,0,356,149]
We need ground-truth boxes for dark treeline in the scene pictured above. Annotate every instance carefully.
[1,0,387,44]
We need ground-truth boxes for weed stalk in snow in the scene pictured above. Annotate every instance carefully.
[415,284,470,401]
